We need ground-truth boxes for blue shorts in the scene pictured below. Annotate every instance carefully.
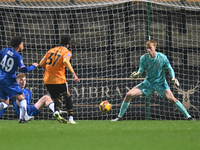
[27,105,41,116]
[0,81,23,100]
[137,80,170,98]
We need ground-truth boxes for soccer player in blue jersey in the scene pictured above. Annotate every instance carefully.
[0,73,55,121]
[0,37,38,123]
[0,73,67,120]
[111,39,195,121]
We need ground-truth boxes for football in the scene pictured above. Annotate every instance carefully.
[99,101,112,113]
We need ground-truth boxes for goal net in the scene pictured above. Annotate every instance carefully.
[0,0,199,120]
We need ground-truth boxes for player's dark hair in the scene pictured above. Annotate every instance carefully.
[60,35,71,46]
[11,36,23,47]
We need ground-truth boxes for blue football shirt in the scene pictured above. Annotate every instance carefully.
[0,47,25,83]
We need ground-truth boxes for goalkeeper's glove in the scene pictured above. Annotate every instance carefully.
[130,71,141,79]
[172,77,179,86]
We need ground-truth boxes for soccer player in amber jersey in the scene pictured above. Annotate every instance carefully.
[39,35,80,124]
[111,39,195,121]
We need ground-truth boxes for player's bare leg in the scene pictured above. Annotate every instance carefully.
[163,89,195,121]
[124,86,143,103]
[35,95,54,112]
[111,86,143,121]
[23,95,54,121]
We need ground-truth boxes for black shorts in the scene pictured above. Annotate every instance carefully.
[46,83,68,99]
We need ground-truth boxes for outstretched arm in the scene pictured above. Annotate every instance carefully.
[165,61,175,78]
[63,58,80,82]
[18,55,38,72]
[137,55,145,75]
[20,63,38,73]
[63,58,75,74]
[165,58,179,86]
[130,56,144,79]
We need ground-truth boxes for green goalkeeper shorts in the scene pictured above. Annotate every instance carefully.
[137,80,170,98]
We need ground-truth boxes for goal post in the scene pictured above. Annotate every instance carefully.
[0,0,199,120]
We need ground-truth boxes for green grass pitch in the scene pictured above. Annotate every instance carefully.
[1,120,200,150]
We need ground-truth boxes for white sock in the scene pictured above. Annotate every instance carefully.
[54,111,59,114]
[48,102,55,112]
[69,116,73,121]
[0,102,8,110]
[19,99,27,120]
[25,111,29,117]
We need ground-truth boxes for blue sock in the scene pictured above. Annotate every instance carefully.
[174,100,190,118]
[118,101,130,117]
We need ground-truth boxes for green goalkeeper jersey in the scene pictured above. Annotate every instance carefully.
[137,52,175,84]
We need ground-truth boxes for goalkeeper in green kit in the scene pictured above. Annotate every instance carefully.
[111,39,195,121]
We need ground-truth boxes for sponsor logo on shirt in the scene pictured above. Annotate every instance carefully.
[21,60,24,65]
[67,53,71,57]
